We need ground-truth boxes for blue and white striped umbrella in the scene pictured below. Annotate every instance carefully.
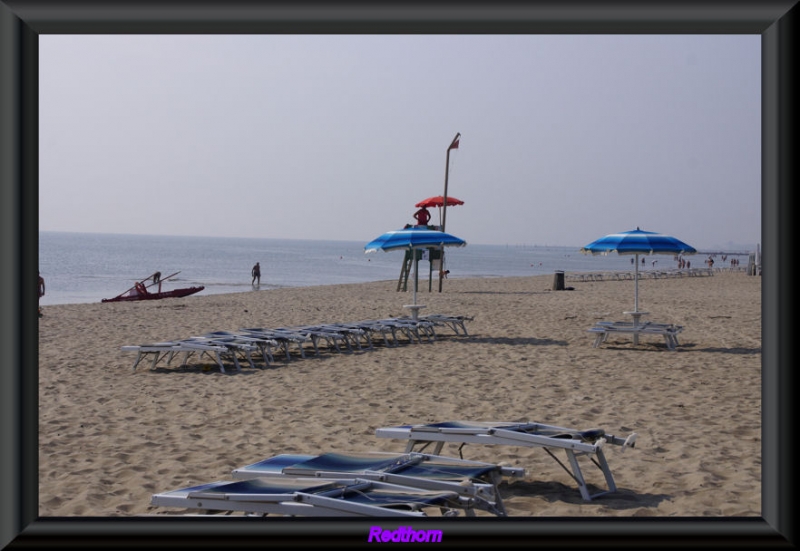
[365,227,467,254]
[365,227,467,313]
[580,227,696,312]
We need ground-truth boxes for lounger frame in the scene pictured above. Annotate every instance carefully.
[376,421,637,501]
[151,476,472,517]
[231,451,524,516]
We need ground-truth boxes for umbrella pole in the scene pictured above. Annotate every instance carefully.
[413,253,419,307]
[634,253,639,312]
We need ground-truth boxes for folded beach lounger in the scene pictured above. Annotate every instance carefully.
[375,421,638,501]
[150,475,474,517]
[121,340,234,373]
[231,451,525,516]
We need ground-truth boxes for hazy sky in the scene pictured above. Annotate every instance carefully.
[39,34,761,249]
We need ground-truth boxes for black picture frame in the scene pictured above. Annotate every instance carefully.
[1,1,795,548]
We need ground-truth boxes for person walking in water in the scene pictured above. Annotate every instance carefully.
[251,262,261,286]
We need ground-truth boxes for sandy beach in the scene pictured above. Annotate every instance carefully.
[37,270,761,518]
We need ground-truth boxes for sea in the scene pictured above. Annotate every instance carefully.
[39,231,688,306]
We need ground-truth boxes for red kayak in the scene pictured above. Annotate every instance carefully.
[101,271,204,303]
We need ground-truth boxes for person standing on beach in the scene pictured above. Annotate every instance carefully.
[251,262,261,286]
[38,271,45,317]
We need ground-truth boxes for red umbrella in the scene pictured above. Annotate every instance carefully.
[415,195,465,208]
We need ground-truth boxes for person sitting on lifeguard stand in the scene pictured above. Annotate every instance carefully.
[413,207,431,227]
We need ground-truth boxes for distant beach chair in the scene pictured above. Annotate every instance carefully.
[375,420,638,502]
[150,475,477,517]
[231,451,523,516]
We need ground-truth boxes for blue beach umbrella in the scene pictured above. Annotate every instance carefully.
[365,227,467,314]
[579,227,696,313]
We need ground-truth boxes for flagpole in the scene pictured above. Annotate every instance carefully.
[439,132,460,292]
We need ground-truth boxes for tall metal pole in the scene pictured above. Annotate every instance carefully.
[439,132,460,292]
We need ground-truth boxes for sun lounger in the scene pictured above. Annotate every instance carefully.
[120,340,234,373]
[375,420,638,501]
[339,320,404,347]
[402,314,472,336]
[198,331,278,366]
[323,322,380,349]
[314,324,371,351]
[291,325,356,353]
[231,451,525,516]
[182,336,265,370]
[588,321,683,350]
[375,317,436,343]
[239,328,312,360]
[150,475,475,517]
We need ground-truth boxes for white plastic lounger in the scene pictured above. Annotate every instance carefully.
[291,325,354,353]
[183,336,264,370]
[400,314,472,336]
[231,451,525,516]
[323,323,378,349]
[313,324,371,351]
[121,340,233,373]
[423,314,473,336]
[239,328,311,360]
[199,331,278,366]
[341,320,403,347]
[373,318,436,343]
[588,322,683,350]
[151,476,473,517]
[376,421,638,502]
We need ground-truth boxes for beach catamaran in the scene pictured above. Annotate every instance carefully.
[101,271,204,303]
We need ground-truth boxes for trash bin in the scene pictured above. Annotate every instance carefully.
[553,270,565,291]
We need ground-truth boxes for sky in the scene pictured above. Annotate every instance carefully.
[38,34,761,250]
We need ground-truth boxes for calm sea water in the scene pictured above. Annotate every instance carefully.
[39,231,673,305]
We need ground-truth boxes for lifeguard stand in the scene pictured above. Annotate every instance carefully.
[397,248,440,292]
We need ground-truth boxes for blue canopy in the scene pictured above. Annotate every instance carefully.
[365,227,467,253]
[580,227,696,313]
[579,227,696,256]
[365,227,467,316]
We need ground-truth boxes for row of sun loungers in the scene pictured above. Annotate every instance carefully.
[567,268,714,282]
[121,314,472,373]
[150,420,637,517]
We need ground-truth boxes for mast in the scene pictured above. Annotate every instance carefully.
[438,132,460,292]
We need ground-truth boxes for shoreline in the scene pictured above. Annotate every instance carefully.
[38,272,762,517]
